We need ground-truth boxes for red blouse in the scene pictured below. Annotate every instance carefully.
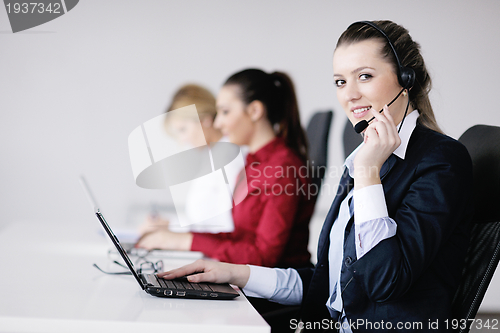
[191,137,314,268]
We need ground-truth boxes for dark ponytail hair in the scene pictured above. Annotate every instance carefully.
[224,69,308,162]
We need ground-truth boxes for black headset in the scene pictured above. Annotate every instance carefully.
[348,21,415,90]
[349,21,415,134]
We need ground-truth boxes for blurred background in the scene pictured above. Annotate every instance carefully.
[1,0,499,313]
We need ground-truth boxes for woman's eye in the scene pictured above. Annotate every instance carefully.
[359,73,373,81]
[334,79,345,88]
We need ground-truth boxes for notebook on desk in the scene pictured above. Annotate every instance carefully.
[79,176,239,300]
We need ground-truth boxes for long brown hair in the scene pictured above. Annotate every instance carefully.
[224,69,308,161]
[337,20,442,133]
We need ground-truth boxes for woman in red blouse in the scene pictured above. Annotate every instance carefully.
[137,69,315,268]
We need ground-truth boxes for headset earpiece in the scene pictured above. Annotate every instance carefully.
[399,66,415,90]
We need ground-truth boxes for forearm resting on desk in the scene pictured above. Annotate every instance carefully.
[137,215,170,235]
[157,259,251,288]
[136,230,193,251]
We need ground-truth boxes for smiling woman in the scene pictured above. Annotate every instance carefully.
[158,20,474,332]
[334,40,408,126]
[335,20,441,134]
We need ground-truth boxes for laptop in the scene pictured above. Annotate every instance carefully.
[80,176,239,300]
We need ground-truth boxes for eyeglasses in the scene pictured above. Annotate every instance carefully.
[93,259,164,275]
[138,260,163,274]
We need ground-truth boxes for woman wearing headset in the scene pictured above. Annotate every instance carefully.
[159,20,473,331]
[137,69,315,269]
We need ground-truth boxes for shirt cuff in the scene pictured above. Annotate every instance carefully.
[243,265,277,299]
[355,216,397,259]
[354,184,388,224]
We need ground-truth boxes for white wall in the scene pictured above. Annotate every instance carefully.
[1,0,499,310]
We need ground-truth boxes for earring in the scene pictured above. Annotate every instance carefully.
[402,90,408,97]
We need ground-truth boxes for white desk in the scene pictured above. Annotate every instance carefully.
[0,220,270,333]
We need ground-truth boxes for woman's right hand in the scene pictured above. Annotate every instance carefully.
[353,105,401,190]
[157,259,251,288]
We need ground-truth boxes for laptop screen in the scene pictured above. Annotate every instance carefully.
[94,210,146,289]
[80,175,145,289]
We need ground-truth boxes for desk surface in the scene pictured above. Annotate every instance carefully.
[0,220,270,333]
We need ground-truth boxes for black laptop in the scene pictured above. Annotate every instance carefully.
[80,176,239,300]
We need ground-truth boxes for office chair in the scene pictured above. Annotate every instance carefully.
[306,110,334,191]
[343,118,363,159]
[452,124,500,333]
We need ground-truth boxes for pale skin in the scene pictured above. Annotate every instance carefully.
[157,39,414,288]
[334,39,408,190]
[135,85,277,251]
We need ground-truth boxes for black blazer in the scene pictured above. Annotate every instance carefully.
[298,125,473,332]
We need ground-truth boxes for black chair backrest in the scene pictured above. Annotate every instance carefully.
[452,124,500,333]
[343,119,363,159]
[306,111,333,191]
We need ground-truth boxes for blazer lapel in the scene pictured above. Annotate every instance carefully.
[380,154,398,180]
[317,168,353,262]
[317,154,397,263]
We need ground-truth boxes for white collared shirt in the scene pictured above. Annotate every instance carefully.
[243,111,420,321]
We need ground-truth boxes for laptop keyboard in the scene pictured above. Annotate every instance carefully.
[143,274,213,292]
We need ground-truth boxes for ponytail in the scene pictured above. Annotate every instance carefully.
[224,69,308,162]
[270,72,308,162]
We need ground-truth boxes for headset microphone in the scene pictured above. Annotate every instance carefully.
[353,87,405,134]
[349,21,416,134]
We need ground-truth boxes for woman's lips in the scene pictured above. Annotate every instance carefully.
[352,106,371,119]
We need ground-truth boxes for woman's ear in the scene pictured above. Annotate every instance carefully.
[246,100,266,122]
